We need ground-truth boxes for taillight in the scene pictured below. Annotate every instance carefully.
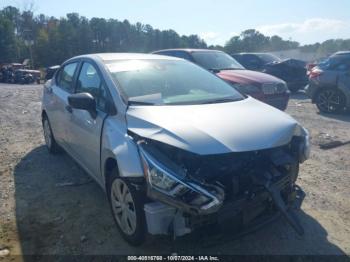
[309,70,322,79]
[306,63,316,71]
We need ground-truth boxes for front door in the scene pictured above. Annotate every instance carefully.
[66,61,109,179]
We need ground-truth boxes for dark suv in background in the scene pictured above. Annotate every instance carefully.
[232,53,308,93]
[153,49,290,110]
[306,51,350,113]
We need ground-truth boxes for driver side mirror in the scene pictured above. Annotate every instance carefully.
[68,93,97,118]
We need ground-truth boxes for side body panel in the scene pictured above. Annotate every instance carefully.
[66,108,107,182]
[101,115,144,189]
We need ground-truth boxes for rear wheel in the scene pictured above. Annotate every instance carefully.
[107,170,146,246]
[316,88,346,113]
[42,115,60,154]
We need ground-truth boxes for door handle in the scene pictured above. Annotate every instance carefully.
[65,105,73,113]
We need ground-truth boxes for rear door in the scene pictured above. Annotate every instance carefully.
[66,61,110,178]
[47,62,79,147]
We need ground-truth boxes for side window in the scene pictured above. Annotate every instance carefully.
[232,55,243,63]
[56,62,78,92]
[76,62,108,112]
[244,55,262,69]
[240,55,253,67]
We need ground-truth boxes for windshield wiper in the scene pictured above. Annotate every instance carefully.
[208,68,221,73]
[127,94,162,106]
[198,97,243,104]
[219,67,244,70]
[127,100,155,106]
[208,67,242,73]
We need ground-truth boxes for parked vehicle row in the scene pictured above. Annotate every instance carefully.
[0,63,61,85]
[42,53,310,245]
[153,49,290,111]
[157,48,349,114]
[232,53,308,93]
[0,63,41,84]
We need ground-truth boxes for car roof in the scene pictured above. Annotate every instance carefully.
[152,48,223,54]
[233,53,269,56]
[69,53,182,62]
[332,51,350,56]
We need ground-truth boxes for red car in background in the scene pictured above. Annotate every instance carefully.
[152,49,290,110]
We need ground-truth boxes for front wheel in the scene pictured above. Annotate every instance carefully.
[316,88,346,113]
[107,172,146,246]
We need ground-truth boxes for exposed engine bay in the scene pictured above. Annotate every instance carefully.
[133,132,306,237]
[147,138,300,199]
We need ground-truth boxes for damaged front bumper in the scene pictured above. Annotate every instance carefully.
[144,177,305,238]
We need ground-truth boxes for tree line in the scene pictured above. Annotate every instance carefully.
[1,6,350,68]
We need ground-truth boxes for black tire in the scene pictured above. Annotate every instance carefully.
[107,170,146,246]
[316,88,346,114]
[42,115,60,154]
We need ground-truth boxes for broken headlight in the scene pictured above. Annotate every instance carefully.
[139,143,223,214]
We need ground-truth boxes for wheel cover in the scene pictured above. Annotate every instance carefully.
[318,89,343,113]
[111,179,137,235]
[43,119,52,148]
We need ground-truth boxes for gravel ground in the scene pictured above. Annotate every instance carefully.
[0,83,349,259]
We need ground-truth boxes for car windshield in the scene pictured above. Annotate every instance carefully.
[106,59,245,105]
[191,51,245,70]
[255,53,281,64]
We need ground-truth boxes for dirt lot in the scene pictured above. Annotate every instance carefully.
[0,83,349,259]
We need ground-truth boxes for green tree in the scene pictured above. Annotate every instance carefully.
[0,16,17,62]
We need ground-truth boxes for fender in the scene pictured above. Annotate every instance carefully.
[100,114,144,191]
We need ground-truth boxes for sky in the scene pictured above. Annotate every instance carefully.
[1,0,350,46]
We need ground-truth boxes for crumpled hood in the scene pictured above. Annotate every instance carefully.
[127,97,302,155]
[217,69,284,85]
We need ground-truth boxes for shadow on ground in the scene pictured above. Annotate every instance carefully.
[290,91,310,101]
[290,91,350,123]
[14,146,347,258]
[318,112,350,123]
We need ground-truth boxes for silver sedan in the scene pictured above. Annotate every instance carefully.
[42,53,310,245]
